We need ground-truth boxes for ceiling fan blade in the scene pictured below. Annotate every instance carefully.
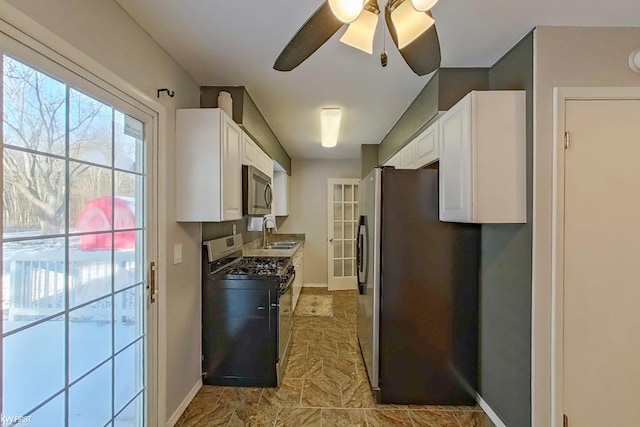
[384,8,441,76]
[274,2,343,72]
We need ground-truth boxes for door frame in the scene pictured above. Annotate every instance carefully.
[550,86,640,427]
[327,178,360,291]
[0,5,166,425]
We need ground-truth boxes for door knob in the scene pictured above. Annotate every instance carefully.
[329,238,334,243]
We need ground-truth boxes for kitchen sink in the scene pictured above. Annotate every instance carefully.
[262,241,298,250]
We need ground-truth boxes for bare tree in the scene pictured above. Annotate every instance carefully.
[3,57,109,233]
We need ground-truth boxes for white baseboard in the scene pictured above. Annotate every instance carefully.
[166,379,202,427]
[303,283,327,288]
[476,393,507,427]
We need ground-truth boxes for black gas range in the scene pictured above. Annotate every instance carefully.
[202,234,294,388]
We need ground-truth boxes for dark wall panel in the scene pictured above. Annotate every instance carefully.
[201,86,291,173]
[377,68,489,164]
[481,31,534,427]
[361,144,379,178]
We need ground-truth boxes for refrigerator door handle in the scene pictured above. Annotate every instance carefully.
[357,216,368,294]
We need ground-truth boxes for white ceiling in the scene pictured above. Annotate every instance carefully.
[115,0,640,160]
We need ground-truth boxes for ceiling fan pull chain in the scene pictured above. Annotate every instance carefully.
[381,9,388,67]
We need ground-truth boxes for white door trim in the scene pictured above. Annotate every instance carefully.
[0,4,168,425]
[550,86,640,427]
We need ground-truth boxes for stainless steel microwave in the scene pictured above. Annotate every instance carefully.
[243,165,272,216]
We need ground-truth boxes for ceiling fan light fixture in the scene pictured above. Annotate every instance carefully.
[391,0,435,49]
[410,0,439,12]
[340,9,379,54]
[321,108,342,148]
[328,0,365,24]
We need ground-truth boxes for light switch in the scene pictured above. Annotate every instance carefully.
[173,243,183,264]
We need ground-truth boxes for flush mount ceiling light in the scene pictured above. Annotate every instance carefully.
[274,0,441,76]
[328,0,365,24]
[390,0,435,49]
[411,0,439,12]
[340,4,379,54]
[321,108,342,148]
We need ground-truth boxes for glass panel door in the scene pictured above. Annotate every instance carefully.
[2,54,149,426]
[327,179,359,291]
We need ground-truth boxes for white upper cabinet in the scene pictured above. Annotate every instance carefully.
[176,108,243,222]
[272,172,289,216]
[439,90,526,223]
[415,123,439,168]
[399,142,417,169]
[242,132,273,179]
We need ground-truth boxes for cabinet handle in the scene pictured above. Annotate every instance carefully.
[258,306,265,310]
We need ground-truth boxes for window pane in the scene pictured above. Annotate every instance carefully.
[114,111,143,174]
[69,88,112,167]
[69,162,113,234]
[333,203,343,221]
[115,171,143,230]
[114,392,143,427]
[69,361,112,427]
[114,230,143,292]
[3,148,66,238]
[115,285,144,352]
[69,234,113,308]
[2,317,65,418]
[3,55,66,156]
[3,238,66,333]
[334,260,343,278]
[115,339,144,414]
[27,392,65,427]
[69,296,112,382]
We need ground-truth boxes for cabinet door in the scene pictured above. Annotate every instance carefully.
[242,132,257,166]
[222,116,243,220]
[439,96,472,222]
[400,143,416,169]
[416,124,439,168]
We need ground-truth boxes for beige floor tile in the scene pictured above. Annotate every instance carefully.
[286,356,323,379]
[337,342,360,358]
[274,407,321,426]
[301,378,342,408]
[217,387,262,406]
[193,403,236,426]
[454,410,497,427]
[323,329,351,343]
[307,340,339,358]
[227,405,280,427]
[323,358,358,381]
[365,409,413,426]
[321,408,367,427]
[409,410,460,427]
[259,379,303,407]
[341,379,376,408]
[293,328,323,342]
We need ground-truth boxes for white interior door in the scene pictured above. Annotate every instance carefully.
[1,36,157,427]
[563,99,640,427]
[327,179,359,291]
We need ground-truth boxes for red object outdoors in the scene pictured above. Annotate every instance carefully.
[77,196,136,250]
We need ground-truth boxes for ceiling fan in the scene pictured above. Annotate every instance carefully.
[274,0,441,76]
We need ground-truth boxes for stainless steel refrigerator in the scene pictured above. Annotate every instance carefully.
[356,166,480,405]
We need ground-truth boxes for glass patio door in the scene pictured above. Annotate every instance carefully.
[1,47,154,426]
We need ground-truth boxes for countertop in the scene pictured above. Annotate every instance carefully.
[243,234,305,258]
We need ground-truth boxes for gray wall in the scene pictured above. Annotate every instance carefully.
[377,68,489,164]
[361,144,379,178]
[201,86,291,173]
[202,217,261,245]
[481,31,534,427]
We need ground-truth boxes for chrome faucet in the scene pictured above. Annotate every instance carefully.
[262,216,276,247]
[262,216,270,247]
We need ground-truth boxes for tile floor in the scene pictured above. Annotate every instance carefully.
[177,288,496,427]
